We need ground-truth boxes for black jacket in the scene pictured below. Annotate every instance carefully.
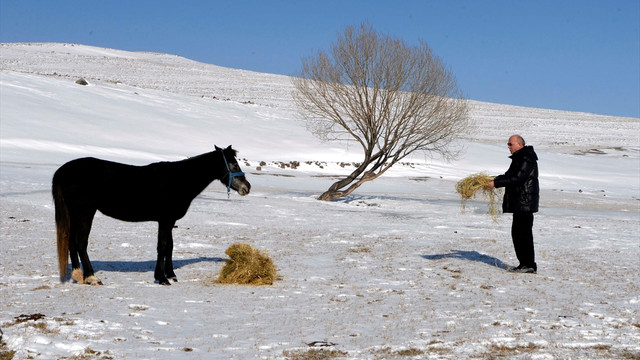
[493,146,539,213]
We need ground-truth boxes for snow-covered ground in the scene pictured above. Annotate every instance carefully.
[1,43,638,359]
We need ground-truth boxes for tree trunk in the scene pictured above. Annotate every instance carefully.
[317,190,344,201]
[317,167,381,201]
[318,185,359,201]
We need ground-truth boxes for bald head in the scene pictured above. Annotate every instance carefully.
[508,135,525,154]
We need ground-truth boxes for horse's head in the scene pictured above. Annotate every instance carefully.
[216,145,251,196]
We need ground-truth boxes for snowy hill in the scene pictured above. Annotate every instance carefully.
[1,43,639,359]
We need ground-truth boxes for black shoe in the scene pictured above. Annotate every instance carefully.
[508,264,524,272]
[514,266,536,274]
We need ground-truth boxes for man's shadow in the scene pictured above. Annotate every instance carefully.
[421,250,509,270]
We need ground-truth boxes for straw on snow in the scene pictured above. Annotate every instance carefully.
[217,243,277,285]
[455,173,503,222]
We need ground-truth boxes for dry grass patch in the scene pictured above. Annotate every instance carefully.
[57,348,114,360]
[618,349,640,359]
[282,348,348,359]
[483,342,543,358]
[374,347,426,358]
[347,245,371,253]
[0,339,14,360]
[217,243,277,285]
[455,173,502,221]
[0,350,15,360]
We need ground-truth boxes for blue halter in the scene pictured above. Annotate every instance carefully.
[222,153,245,197]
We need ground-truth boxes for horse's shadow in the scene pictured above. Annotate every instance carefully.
[421,250,509,270]
[89,256,226,273]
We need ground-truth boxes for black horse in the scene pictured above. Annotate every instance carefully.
[52,145,251,285]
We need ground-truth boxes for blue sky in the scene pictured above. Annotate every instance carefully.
[1,0,638,118]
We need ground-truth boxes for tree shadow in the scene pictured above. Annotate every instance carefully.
[89,256,226,273]
[337,193,425,205]
[421,250,510,270]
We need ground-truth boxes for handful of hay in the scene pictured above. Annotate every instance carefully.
[455,173,502,221]
[217,243,277,285]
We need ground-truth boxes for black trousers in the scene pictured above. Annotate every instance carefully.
[511,212,536,270]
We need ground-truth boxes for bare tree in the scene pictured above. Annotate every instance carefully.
[292,23,470,201]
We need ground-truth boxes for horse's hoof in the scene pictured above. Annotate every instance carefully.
[169,277,178,282]
[85,275,102,285]
[157,279,171,286]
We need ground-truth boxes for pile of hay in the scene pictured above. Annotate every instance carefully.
[217,243,277,285]
[455,173,503,221]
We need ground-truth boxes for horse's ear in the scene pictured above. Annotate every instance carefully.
[225,145,238,157]
[215,145,222,152]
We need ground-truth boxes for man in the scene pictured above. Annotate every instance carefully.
[487,135,539,274]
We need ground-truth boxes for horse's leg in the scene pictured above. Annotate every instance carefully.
[154,220,176,285]
[164,222,178,283]
[68,238,81,283]
[68,216,82,283]
[72,210,101,285]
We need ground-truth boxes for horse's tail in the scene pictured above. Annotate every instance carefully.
[52,171,70,283]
